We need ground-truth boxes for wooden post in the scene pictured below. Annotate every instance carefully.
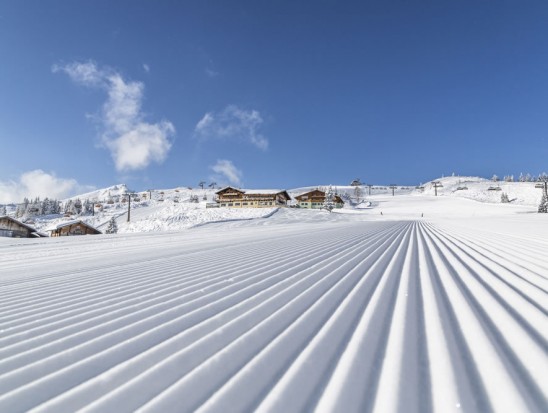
[126,194,131,222]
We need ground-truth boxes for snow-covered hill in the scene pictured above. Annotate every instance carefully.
[417,175,545,206]
[6,176,547,236]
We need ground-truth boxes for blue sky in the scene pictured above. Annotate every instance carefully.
[1,1,547,201]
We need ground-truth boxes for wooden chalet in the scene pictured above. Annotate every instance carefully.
[216,187,291,208]
[48,220,102,237]
[294,189,345,209]
[0,216,42,238]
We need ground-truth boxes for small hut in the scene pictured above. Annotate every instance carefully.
[0,216,42,238]
[48,220,101,237]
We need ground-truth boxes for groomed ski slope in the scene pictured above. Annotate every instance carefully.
[0,196,547,413]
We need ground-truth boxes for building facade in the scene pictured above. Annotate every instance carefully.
[294,189,345,209]
[216,187,291,208]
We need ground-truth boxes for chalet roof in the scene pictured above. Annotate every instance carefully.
[47,220,101,233]
[215,186,244,194]
[295,189,325,198]
[0,216,37,232]
[244,189,287,195]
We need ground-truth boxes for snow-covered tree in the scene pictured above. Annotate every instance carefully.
[24,198,41,216]
[491,174,499,182]
[354,185,363,203]
[105,217,118,234]
[64,200,73,215]
[0,204,6,215]
[323,186,336,212]
[83,199,94,215]
[73,199,83,215]
[538,174,548,213]
[15,198,30,218]
[47,199,61,215]
[500,193,510,203]
[538,194,548,213]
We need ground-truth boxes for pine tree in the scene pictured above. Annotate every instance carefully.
[538,194,548,213]
[64,200,74,215]
[0,204,6,216]
[74,199,83,215]
[323,186,336,212]
[538,174,548,213]
[105,217,118,234]
[500,193,510,203]
[83,199,94,215]
[54,200,62,214]
[15,204,25,218]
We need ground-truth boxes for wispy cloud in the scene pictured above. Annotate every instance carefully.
[53,61,174,171]
[0,170,93,204]
[195,105,268,151]
[205,67,219,78]
[210,159,243,186]
[143,63,150,73]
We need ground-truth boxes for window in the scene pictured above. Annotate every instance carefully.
[0,229,13,237]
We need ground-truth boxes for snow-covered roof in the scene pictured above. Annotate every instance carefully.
[46,220,99,232]
[0,216,37,232]
[243,189,286,195]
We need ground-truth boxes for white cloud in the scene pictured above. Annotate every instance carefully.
[0,170,92,204]
[143,63,150,73]
[105,121,175,171]
[52,61,106,87]
[54,61,174,171]
[211,160,243,186]
[195,105,268,151]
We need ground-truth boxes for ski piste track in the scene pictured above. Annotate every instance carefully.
[0,218,546,412]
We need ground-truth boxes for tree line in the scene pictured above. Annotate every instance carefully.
[8,197,96,219]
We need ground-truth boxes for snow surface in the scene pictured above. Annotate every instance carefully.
[1,193,546,412]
